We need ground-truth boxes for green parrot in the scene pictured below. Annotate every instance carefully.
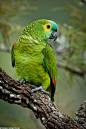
[11,19,58,102]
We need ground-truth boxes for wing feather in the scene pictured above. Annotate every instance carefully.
[11,41,16,67]
[42,43,57,101]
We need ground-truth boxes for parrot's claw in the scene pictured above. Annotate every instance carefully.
[30,85,36,88]
[19,78,26,84]
[30,85,50,95]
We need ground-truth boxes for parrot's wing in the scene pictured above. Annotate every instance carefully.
[42,43,57,100]
[11,41,16,67]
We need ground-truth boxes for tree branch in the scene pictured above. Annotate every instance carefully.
[55,51,86,79]
[57,63,86,78]
[0,68,86,129]
[0,48,11,53]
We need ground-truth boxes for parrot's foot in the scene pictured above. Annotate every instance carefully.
[30,85,50,95]
[30,85,36,89]
[19,78,26,84]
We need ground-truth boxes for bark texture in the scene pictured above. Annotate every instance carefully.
[0,68,86,129]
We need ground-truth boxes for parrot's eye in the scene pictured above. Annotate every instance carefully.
[46,25,51,29]
[43,23,51,32]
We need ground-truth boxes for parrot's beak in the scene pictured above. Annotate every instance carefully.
[49,29,58,41]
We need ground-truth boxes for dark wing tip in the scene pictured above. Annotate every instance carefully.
[12,62,15,67]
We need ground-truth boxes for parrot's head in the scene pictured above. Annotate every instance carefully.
[23,19,58,41]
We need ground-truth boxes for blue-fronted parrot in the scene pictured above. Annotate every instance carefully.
[11,19,58,102]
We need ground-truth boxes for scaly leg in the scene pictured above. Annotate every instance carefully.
[19,78,26,84]
[30,85,50,95]
[19,79,49,95]
[19,78,36,88]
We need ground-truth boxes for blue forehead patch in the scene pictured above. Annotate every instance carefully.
[49,20,59,30]
[52,21,58,29]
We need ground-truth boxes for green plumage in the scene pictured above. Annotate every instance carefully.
[11,19,58,101]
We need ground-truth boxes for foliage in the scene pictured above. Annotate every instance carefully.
[53,2,86,80]
[0,0,38,50]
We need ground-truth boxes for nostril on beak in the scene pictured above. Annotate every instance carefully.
[54,29,57,32]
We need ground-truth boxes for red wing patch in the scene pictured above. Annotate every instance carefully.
[13,41,17,49]
[14,41,16,45]
[51,75,56,87]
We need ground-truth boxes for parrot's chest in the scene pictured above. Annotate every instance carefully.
[15,53,48,85]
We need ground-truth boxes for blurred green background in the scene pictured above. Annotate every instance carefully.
[0,0,86,129]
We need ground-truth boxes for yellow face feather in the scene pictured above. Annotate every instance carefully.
[43,23,51,32]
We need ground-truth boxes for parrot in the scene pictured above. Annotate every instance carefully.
[11,19,58,102]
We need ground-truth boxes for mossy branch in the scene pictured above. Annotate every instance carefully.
[0,68,86,129]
